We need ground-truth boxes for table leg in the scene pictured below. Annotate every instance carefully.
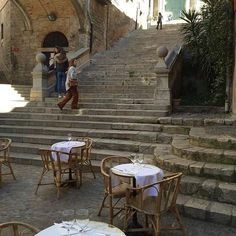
[128,177,143,229]
[0,163,2,185]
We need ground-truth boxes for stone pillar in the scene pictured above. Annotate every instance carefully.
[30,53,49,101]
[154,46,171,108]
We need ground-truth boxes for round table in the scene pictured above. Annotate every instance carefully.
[111,163,164,196]
[35,220,126,236]
[51,141,85,162]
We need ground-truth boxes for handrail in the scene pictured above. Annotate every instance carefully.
[165,45,182,69]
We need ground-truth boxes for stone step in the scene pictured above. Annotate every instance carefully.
[190,126,236,150]
[177,194,236,227]
[156,154,236,182]
[180,175,236,205]
[172,136,236,165]
[12,106,168,117]
[45,98,157,104]
[0,112,159,123]
[78,85,156,91]
[0,118,163,132]
[28,102,168,111]
[78,92,154,99]
[77,108,168,117]
[2,131,159,154]
[158,116,236,126]
[10,151,100,173]
[81,71,157,77]
[0,126,160,143]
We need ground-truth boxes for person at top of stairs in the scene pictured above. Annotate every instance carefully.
[57,58,79,110]
[156,12,163,30]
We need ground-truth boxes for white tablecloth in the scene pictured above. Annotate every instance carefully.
[111,163,164,196]
[51,141,85,162]
[35,220,126,236]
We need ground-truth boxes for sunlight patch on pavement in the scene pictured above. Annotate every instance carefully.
[0,84,28,113]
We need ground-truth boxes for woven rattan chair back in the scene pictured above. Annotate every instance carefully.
[81,137,96,179]
[0,138,16,182]
[98,155,132,225]
[35,149,81,199]
[0,221,39,236]
[125,172,187,236]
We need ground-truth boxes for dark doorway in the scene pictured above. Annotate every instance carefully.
[42,31,68,66]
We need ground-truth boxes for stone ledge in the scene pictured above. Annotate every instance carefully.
[178,194,235,227]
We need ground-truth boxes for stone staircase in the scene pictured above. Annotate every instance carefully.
[155,117,236,228]
[0,25,183,165]
[5,26,236,227]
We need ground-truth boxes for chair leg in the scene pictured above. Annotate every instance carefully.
[55,172,61,199]
[88,161,96,179]
[35,168,47,194]
[7,162,16,180]
[0,162,2,185]
[173,207,187,236]
[109,194,113,225]
[155,214,161,236]
[98,194,108,216]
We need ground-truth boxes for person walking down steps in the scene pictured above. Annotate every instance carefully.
[57,59,79,110]
[156,12,163,30]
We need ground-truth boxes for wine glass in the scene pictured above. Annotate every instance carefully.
[67,133,72,141]
[137,154,144,165]
[130,153,138,165]
[75,209,90,232]
[61,209,76,235]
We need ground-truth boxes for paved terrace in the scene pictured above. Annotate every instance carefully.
[0,163,236,236]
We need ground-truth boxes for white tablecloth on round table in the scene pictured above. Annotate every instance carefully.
[51,141,85,162]
[111,163,164,196]
[35,220,126,236]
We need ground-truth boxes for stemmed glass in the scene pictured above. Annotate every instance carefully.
[130,153,138,165]
[67,133,72,141]
[61,209,76,235]
[137,154,144,165]
[75,209,90,232]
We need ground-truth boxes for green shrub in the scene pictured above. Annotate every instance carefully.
[180,0,234,106]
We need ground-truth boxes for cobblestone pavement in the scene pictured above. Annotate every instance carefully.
[1,164,236,236]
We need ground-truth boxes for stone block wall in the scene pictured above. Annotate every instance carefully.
[0,0,136,85]
[0,1,11,82]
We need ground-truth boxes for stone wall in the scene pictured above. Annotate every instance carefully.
[90,1,135,53]
[0,0,11,83]
[0,0,136,85]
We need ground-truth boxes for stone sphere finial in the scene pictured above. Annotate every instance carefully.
[157,46,168,59]
[36,53,46,63]
[155,46,168,69]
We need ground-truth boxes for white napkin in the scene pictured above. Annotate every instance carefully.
[54,222,78,236]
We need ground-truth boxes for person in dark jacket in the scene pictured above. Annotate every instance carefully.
[54,47,68,98]
[156,12,163,30]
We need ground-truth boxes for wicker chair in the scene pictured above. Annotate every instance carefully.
[124,172,187,236]
[35,149,82,199]
[98,155,132,225]
[0,221,39,236]
[76,137,96,184]
[0,138,16,182]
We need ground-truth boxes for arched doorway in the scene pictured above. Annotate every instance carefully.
[42,31,69,67]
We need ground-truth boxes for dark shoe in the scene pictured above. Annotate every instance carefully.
[57,103,63,111]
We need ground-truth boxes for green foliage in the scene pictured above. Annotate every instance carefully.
[180,0,234,106]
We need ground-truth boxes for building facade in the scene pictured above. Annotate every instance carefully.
[0,0,203,86]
